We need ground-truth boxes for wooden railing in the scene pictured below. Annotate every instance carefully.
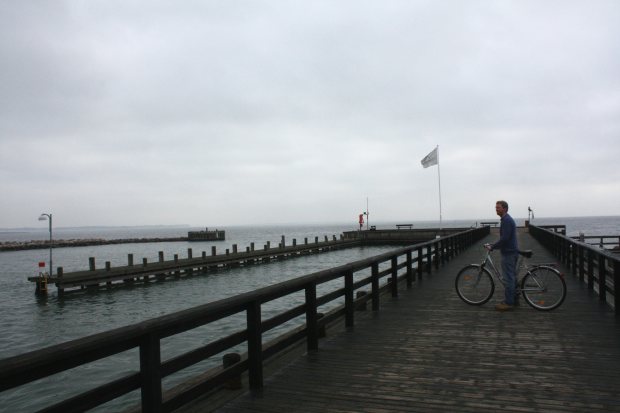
[0,227,489,412]
[529,225,620,316]
[535,224,567,235]
[569,234,620,250]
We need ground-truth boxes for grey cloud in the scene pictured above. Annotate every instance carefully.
[1,1,619,227]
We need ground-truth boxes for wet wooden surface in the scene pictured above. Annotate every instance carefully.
[212,230,620,412]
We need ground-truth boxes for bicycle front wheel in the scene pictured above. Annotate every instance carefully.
[455,265,494,305]
[521,266,566,311]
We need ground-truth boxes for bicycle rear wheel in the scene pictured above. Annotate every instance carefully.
[521,266,566,311]
[455,265,494,305]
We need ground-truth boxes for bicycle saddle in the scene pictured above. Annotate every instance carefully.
[518,250,533,258]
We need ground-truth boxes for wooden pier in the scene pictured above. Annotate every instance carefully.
[28,228,469,295]
[4,225,619,412]
[343,226,471,245]
[570,233,620,251]
[28,234,357,295]
[208,227,620,413]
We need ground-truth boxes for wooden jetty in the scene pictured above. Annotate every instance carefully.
[343,226,473,245]
[214,227,620,413]
[28,234,355,295]
[570,233,620,252]
[4,225,619,413]
[28,228,469,296]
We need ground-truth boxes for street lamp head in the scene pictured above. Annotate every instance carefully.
[38,214,48,221]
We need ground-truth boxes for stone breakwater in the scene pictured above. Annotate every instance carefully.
[0,237,188,252]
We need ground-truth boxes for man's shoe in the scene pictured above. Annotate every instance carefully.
[495,302,514,312]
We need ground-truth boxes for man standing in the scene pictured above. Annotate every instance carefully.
[485,200,519,311]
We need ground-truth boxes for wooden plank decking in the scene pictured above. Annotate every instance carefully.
[210,230,620,412]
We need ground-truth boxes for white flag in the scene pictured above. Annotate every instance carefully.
[421,147,438,168]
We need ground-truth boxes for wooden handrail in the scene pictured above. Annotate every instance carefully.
[529,225,619,316]
[0,227,489,412]
[570,235,620,248]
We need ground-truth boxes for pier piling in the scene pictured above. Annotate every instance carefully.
[26,229,465,296]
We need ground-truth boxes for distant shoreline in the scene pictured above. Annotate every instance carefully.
[0,237,189,252]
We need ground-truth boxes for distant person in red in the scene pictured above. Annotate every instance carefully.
[359,214,364,231]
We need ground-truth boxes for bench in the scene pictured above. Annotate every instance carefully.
[396,224,413,230]
[480,221,499,227]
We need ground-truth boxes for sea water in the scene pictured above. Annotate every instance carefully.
[0,217,618,411]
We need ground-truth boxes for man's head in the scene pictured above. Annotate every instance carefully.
[495,200,509,217]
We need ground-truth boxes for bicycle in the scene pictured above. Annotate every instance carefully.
[455,245,567,311]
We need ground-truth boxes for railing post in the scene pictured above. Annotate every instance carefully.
[406,250,413,287]
[305,283,318,351]
[426,245,432,274]
[614,260,620,317]
[417,247,424,278]
[371,263,379,311]
[247,301,263,390]
[587,250,595,290]
[579,245,585,282]
[345,271,354,327]
[223,353,242,390]
[599,255,607,303]
[57,267,64,296]
[391,257,398,297]
[440,239,446,265]
[140,333,162,413]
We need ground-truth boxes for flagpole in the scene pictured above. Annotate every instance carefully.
[420,145,442,232]
[437,145,442,230]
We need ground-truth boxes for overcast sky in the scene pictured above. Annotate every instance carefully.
[1,1,618,228]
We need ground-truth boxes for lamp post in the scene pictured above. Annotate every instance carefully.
[38,213,53,276]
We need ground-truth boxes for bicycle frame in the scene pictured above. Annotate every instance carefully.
[481,250,561,294]
[479,250,524,287]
